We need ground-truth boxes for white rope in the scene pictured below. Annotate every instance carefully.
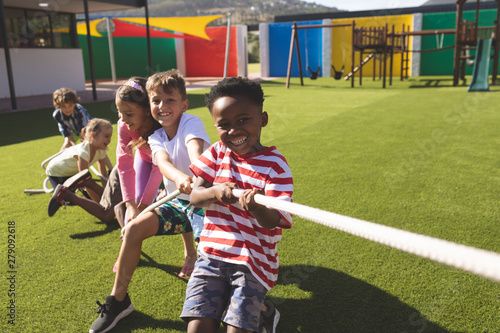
[137,189,181,218]
[232,189,500,282]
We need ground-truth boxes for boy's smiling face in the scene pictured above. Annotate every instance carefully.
[149,87,188,138]
[211,96,268,155]
[60,102,76,116]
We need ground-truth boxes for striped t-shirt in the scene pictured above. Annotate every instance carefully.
[190,141,293,290]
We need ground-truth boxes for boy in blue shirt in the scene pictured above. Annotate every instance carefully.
[52,87,92,150]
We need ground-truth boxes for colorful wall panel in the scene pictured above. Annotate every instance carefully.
[183,26,238,77]
[331,15,415,78]
[261,20,323,77]
[77,16,246,80]
[79,36,176,80]
[420,8,498,76]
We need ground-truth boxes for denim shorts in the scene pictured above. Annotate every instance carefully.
[181,255,267,331]
[154,198,204,237]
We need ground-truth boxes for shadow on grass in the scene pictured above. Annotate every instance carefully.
[0,101,117,147]
[138,251,185,280]
[69,221,119,239]
[273,265,447,332]
[0,93,205,147]
[409,78,460,88]
[110,310,186,332]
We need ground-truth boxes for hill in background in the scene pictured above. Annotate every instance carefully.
[91,0,340,25]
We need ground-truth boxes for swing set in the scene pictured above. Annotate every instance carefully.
[286,0,500,89]
[285,22,352,88]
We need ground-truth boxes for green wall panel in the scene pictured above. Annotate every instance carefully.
[79,36,177,80]
[421,9,498,76]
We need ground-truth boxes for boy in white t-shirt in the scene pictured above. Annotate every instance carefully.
[90,70,210,333]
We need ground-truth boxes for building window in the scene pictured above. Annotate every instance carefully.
[2,7,76,48]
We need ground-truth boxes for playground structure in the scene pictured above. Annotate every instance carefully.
[285,0,500,89]
[348,22,410,88]
[453,0,500,87]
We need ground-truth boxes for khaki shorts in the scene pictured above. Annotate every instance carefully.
[99,166,122,210]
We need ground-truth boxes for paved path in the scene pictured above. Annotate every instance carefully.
[0,75,265,113]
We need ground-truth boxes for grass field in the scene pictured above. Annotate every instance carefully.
[1,77,499,332]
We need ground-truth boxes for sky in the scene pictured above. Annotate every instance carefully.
[302,0,429,11]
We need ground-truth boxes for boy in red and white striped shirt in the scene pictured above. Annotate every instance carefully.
[182,78,293,333]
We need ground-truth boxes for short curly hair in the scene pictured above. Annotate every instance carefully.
[52,87,79,108]
[206,77,264,112]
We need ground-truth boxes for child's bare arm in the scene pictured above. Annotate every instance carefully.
[60,137,75,151]
[186,138,206,163]
[77,156,90,171]
[97,157,111,178]
[155,150,192,194]
[104,156,113,172]
[239,189,281,229]
[190,177,237,207]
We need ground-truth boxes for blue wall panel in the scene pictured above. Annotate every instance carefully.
[269,20,323,77]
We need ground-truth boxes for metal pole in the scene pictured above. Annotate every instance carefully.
[144,0,152,74]
[390,25,395,86]
[286,23,296,88]
[83,0,97,100]
[351,21,355,88]
[294,26,304,86]
[0,0,16,110]
[453,1,465,86]
[491,0,500,84]
[223,12,231,78]
[383,24,388,88]
[106,17,116,83]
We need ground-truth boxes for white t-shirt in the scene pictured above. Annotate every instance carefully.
[148,113,210,200]
[46,141,108,177]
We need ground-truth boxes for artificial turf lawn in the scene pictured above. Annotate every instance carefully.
[0,77,499,332]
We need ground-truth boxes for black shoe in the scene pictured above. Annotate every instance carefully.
[89,294,134,333]
[259,299,280,333]
[63,169,91,191]
[48,185,66,217]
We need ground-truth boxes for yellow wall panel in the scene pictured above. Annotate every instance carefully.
[330,15,414,78]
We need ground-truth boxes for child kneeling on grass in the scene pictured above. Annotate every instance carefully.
[89,70,210,333]
[52,87,92,151]
[182,77,293,333]
[47,118,113,216]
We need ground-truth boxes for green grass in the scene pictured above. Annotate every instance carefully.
[1,77,499,332]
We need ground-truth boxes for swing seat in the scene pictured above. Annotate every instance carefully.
[308,66,320,80]
[331,65,345,80]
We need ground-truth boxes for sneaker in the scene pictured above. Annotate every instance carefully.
[63,169,91,191]
[89,294,134,333]
[48,185,68,217]
[259,299,280,333]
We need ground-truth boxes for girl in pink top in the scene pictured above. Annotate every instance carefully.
[115,77,162,222]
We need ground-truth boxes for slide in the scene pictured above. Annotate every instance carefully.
[343,53,375,80]
[468,38,492,92]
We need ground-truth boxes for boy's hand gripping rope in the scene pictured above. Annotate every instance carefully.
[231,189,500,283]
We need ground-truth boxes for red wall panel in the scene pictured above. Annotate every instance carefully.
[184,26,238,77]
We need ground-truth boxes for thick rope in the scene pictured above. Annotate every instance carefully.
[232,189,500,283]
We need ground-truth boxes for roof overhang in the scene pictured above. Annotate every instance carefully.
[3,0,144,14]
